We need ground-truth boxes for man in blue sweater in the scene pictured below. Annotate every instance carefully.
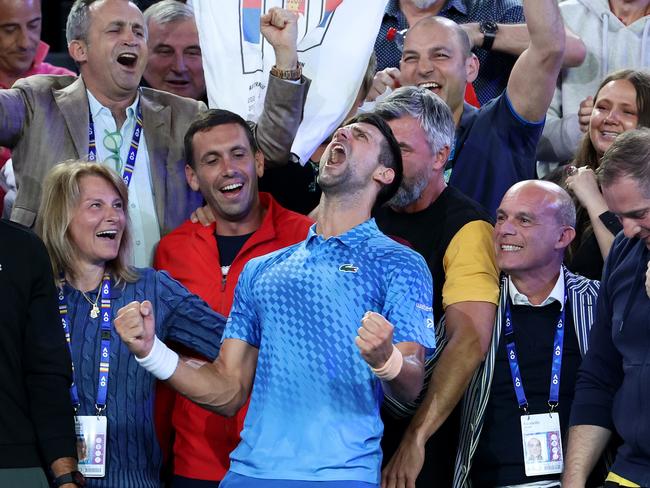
[564,128,650,488]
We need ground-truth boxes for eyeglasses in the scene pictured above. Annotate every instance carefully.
[103,129,124,174]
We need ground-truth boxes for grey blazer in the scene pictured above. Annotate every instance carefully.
[0,74,308,235]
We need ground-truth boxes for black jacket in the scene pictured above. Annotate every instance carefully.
[0,219,76,468]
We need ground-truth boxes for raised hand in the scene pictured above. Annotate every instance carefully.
[578,96,594,133]
[366,68,401,102]
[114,300,156,358]
[261,7,299,70]
[355,311,395,369]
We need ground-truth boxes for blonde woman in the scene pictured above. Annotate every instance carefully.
[38,161,225,488]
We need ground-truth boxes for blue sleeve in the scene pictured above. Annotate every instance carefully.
[222,261,262,348]
[569,241,624,429]
[494,94,544,179]
[382,251,436,350]
[498,5,524,23]
[154,270,226,361]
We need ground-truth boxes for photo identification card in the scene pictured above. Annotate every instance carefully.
[75,415,107,477]
[520,412,563,476]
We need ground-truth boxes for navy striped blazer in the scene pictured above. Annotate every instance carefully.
[453,267,600,487]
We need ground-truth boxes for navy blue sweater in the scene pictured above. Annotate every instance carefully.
[570,234,650,485]
[64,268,226,487]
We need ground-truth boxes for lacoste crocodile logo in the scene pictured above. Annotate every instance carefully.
[338,264,359,273]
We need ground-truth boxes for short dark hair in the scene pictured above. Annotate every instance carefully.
[598,128,650,197]
[184,109,258,168]
[345,112,403,207]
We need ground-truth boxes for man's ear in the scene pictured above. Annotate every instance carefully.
[68,40,88,64]
[254,150,265,179]
[374,166,395,186]
[185,164,200,192]
[465,53,479,84]
[432,145,451,171]
[556,226,576,250]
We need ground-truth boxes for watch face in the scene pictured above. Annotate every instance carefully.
[480,20,498,34]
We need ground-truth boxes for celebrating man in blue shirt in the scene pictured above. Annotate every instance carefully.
[115,113,437,488]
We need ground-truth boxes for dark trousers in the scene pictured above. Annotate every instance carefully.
[0,467,49,487]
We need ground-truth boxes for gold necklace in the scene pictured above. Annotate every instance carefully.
[81,289,101,319]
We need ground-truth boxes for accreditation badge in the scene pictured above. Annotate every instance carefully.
[75,415,107,477]
[520,412,563,477]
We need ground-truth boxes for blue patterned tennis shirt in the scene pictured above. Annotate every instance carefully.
[223,219,436,484]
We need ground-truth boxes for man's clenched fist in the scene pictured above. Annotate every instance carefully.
[355,311,395,369]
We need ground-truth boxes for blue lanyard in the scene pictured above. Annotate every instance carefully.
[58,274,112,414]
[503,289,567,414]
[88,101,143,187]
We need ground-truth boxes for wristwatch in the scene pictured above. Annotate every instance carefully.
[270,62,302,81]
[53,470,86,487]
[479,20,498,51]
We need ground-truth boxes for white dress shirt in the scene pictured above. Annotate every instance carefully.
[87,90,160,267]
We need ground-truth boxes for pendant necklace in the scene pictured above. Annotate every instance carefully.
[81,290,101,319]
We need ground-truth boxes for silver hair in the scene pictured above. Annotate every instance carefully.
[143,0,194,26]
[66,0,95,45]
[66,0,147,45]
[555,186,577,228]
[374,85,455,155]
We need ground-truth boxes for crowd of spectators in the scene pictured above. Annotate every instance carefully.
[1,0,649,487]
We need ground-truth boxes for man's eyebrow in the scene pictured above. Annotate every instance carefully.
[617,206,650,218]
[515,211,536,220]
[351,125,374,139]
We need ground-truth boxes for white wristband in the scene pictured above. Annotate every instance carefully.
[370,344,403,381]
[135,336,179,380]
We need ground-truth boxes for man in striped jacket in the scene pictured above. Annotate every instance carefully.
[453,180,600,488]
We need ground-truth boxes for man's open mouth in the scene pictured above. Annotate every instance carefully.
[117,53,138,68]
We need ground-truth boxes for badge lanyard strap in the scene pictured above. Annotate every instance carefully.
[503,290,567,414]
[87,101,143,187]
[58,274,112,415]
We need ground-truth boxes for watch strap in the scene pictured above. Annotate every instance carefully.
[482,30,496,51]
[53,471,84,487]
[479,21,498,51]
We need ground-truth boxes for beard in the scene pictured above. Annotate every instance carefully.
[411,0,441,9]
[387,174,429,209]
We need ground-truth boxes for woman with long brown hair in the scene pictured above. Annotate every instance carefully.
[557,69,650,279]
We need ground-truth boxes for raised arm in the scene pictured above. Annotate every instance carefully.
[255,7,309,166]
[506,0,565,122]
[115,301,258,417]
[462,23,585,68]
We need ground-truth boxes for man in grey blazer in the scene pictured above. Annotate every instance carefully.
[0,0,307,266]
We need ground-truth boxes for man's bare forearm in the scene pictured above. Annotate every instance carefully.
[382,345,425,403]
[463,23,585,67]
[166,360,248,417]
[50,457,78,477]
[563,424,612,487]
[405,302,495,442]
